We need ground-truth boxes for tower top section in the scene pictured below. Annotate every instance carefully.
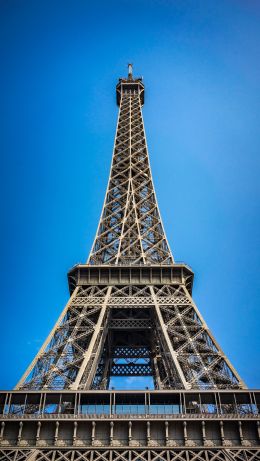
[116,63,145,106]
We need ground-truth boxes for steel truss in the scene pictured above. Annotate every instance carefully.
[88,75,172,266]
[1,448,260,461]
[5,66,258,458]
[16,277,244,390]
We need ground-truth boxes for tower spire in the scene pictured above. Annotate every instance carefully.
[128,63,133,79]
[88,70,172,265]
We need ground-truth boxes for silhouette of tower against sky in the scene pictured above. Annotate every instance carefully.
[0,66,259,461]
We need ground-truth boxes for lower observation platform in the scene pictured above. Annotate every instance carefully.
[0,390,259,450]
[68,264,194,295]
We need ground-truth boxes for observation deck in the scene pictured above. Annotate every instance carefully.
[0,390,259,449]
[116,63,145,106]
[67,264,194,295]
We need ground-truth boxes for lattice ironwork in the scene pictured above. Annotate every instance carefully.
[1,448,260,461]
[88,72,173,266]
[2,65,259,461]
[16,66,246,392]
[16,282,245,390]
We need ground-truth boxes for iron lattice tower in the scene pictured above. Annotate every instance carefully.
[1,66,259,461]
[16,65,244,393]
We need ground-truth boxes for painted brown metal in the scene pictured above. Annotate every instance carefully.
[2,66,258,459]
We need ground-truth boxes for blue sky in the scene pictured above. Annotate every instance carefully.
[1,0,260,390]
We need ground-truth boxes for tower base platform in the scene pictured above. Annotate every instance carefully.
[0,390,259,460]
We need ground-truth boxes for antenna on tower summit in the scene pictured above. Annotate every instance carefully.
[128,63,133,79]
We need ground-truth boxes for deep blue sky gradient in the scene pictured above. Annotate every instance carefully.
[1,0,260,389]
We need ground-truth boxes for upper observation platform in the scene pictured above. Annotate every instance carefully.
[116,63,145,106]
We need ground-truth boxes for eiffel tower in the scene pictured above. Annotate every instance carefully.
[0,65,259,461]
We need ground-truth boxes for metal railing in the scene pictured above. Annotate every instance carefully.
[1,412,259,420]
